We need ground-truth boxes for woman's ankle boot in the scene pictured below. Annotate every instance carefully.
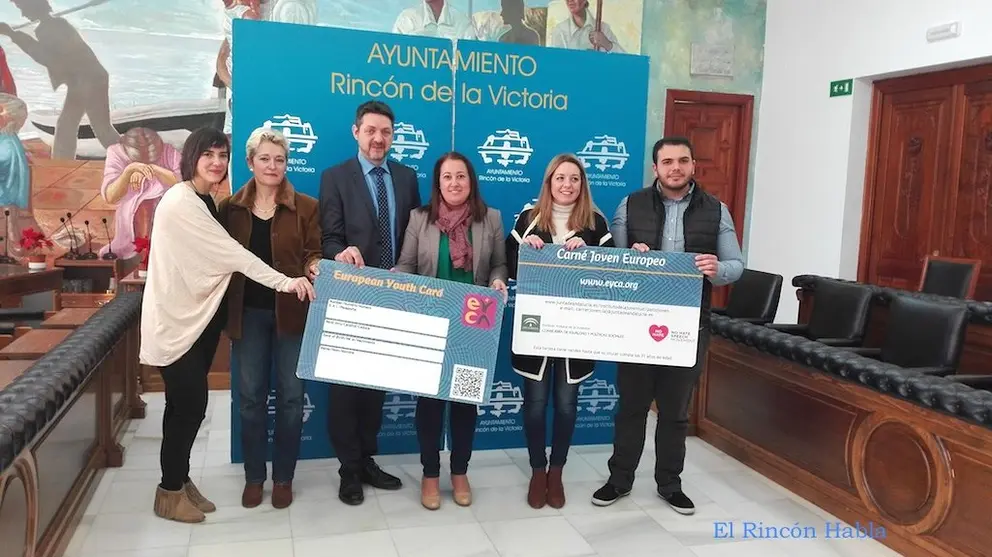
[547,466,565,508]
[527,467,548,509]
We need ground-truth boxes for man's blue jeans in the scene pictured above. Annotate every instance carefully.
[235,307,305,484]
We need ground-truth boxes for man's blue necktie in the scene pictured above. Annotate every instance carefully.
[371,166,393,268]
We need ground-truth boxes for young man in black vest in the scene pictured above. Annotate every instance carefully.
[591,137,744,513]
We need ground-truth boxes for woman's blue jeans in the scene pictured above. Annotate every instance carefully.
[234,307,305,484]
[523,359,579,469]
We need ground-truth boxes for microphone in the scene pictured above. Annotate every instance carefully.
[63,212,80,259]
[56,216,70,240]
[56,217,78,260]
[0,210,14,264]
[0,236,12,264]
[59,222,78,259]
[100,218,117,260]
[81,220,97,259]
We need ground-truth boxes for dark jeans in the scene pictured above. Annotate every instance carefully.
[234,307,305,484]
[523,359,579,469]
[327,383,386,476]
[607,330,710,495]
[159,319,222,491]
[416,397,477,477]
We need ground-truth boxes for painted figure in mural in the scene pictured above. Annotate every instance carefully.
[99,128,181,259]
[0,45,16,96]
[217,0,261,136]
[0,93,32,257]
[262,0,317,23]
[497,0,540,45]
[0,0,121,159]
[393,0,478,40]
[549,0,624,53]
[217,0,318,135]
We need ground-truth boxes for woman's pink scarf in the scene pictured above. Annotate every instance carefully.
[437,202,473,272]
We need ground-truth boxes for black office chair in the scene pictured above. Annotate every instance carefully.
[711,269,783,325]
[767,280,873,347]
[0,309,45,336]
[918,256,981,299]
[849,296,969,377]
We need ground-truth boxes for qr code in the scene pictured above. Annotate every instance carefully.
[449,364,488,403]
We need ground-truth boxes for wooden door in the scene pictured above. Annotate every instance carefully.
[952,79,992,300]
[860,64,992,300]
[664,90,753,309]
[862,86,955,290]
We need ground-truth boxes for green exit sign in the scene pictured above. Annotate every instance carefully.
[830,79,853,97]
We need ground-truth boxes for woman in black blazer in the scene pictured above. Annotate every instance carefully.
[505,153,613,510]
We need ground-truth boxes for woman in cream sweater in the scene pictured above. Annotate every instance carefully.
[140,126,315,524]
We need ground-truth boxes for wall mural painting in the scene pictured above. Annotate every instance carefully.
[0,0,642,260]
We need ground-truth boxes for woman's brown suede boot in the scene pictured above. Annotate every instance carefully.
[184,479,216,513]
[546,466,566,508]
[527,468,548,509]
[153,486,205,523]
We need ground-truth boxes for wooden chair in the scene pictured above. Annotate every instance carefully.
[918,256,981,299]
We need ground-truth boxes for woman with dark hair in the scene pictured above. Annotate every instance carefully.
[140,126,315,524]
[505,153,613,510]
[394,151,508,510]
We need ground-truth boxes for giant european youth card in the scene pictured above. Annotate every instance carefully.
[296,260,505,404]
[512,245,703,367]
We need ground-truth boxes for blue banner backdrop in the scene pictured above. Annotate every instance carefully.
[228,20,454,462]
[229,18,648,461]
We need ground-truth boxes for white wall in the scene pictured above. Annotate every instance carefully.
[746,0,992,322]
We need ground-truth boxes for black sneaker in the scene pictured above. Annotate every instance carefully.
[591,483,630,506]
[660,490,695,515]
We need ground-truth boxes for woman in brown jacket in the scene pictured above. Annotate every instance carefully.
[218,126,321,510]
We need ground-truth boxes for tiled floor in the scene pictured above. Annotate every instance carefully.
[64,392,900,557]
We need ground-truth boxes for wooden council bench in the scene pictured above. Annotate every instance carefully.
[0,329,72,360]
[0,359,34,389]
[40,308,100,330]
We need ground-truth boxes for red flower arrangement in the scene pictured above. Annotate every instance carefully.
[18,227,53,269]
[133,236,150,271]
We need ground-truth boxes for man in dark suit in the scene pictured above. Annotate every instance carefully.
[318,100,422,505]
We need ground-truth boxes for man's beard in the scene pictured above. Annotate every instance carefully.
[658,176,691,190]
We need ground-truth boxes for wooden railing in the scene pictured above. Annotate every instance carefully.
[697,313,992,557]
[0,291,144,557]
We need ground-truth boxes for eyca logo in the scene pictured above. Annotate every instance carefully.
[462,293,498,330]
[262,114,318,174]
